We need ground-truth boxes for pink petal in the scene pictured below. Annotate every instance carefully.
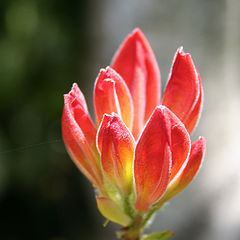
[62,83,103,188]
[162,47,202,134]
[94,67,133,130]
[97,114,135,196]
[111,28,160,139]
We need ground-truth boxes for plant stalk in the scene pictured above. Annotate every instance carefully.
[120,214,143,240]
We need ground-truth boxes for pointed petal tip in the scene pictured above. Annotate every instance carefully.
[111,112,120,118]
[101,113,113,123]
[72,82,79,89]
[63,85,77,103]
[131,27,143,36]
[97,66,124,83]
[120,28,146,47]
[64,82,81,98]
[132,27,141,33]
[105,66,123,78]
[69,83,82,96]
[105,66,111,71]
[176,47,194,62]
[101,66,114,73]
[100,68,106,74]
[103,112,113,118]
[153,105,172,119]
[198,136,206,143]
[176,46,192,58]
[155,105,167,111]
[192,136,206,155]
[64,82,78,95]
[178,46,184,53]
[194,136,206,158]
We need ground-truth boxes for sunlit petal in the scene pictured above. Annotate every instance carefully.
[162,47,202,134]
[62,83,103,187]
[134,106,172,212]
[97,114,135,196]
[112,28,160,139]
[94,67,133,130]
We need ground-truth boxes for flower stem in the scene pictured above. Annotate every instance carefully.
[123,196,135,220]
[118,205,159,240]
[141,207,157,228]
[119,214,143,240]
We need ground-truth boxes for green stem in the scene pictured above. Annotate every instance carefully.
[119,214,143,240]
[141,207,157,228]
[123,196,135,220]
[119,207,159,239]
[118,200,162,240]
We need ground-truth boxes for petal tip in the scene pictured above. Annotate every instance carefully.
[105,66,111,72]
[199,136,206,143]
[154,105,170,117]
[178,46,184,53]
[64,83,79,103]
[176,46,192,59]
[156,105,167,111]
[100,68,107,74]
[196,136,206,154]
[72,82,79,89]
[132,27,143,36]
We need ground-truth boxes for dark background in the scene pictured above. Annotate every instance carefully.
[0,0,240,240]
[0,0,110,239]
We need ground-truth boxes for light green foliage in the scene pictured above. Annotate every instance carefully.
[142,231,173,240]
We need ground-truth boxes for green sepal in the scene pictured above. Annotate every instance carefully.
[96,196,132,227]
[142,230,173,240]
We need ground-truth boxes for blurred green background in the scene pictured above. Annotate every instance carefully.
[1,0,240,239]
[0,0,109,239]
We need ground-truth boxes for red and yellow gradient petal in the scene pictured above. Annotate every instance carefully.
[134,106,172,212]
[111,28,160,139]
[97,114,135,196]
[162,47,202,134]
[94,67,133,130]
[62,83,103,188]
[158,137,206,205]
